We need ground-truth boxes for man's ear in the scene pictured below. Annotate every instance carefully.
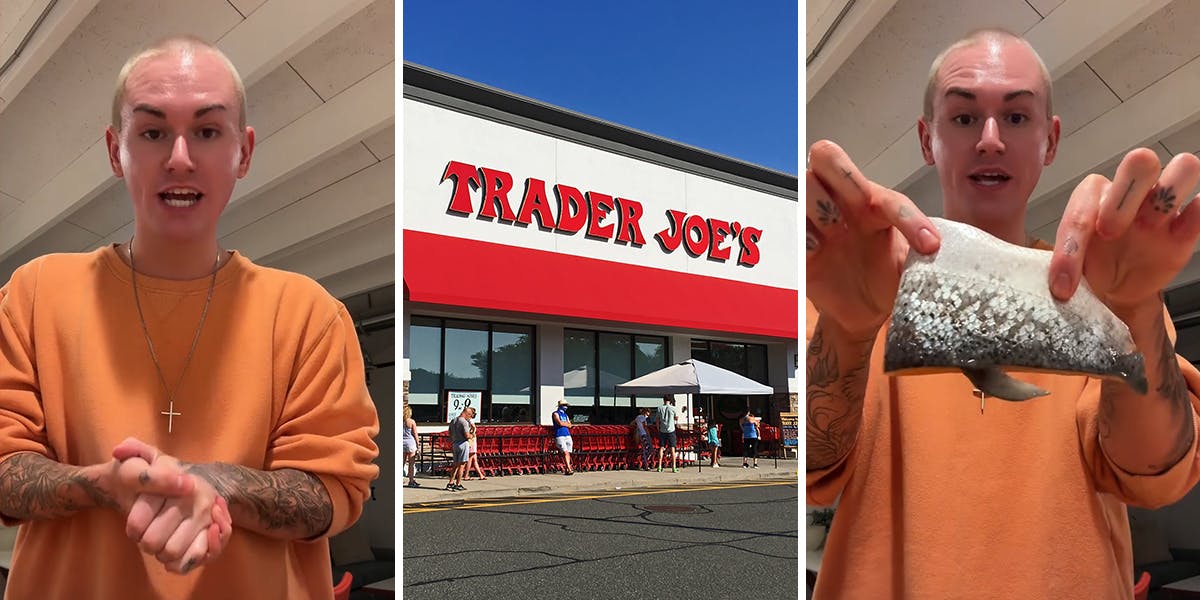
[918,117,936,166]
[1043,116,1061,166]
[105,126,124,177]
[236,126,256,178]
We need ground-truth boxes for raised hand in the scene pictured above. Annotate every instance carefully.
[1049,149,1200,317]
[806,140,942,340]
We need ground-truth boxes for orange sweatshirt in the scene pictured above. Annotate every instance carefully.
[807,294,1200,599]
[0,246,380,599]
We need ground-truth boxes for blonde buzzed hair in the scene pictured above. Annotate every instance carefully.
[111,35,247,132]
[923,28,1053,121]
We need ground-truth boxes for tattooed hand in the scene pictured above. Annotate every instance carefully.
[1050,148,1200,474]
[1049,148,1200,315]
[111,438,233,574]
[806,140,942,340]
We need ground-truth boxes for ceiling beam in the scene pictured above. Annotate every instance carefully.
[0,0,374,262]
[1026,53,1200,207]
[317,254,394,301]
[805,0,899,103]
[862,0,1172,191]
[0,0,101,115]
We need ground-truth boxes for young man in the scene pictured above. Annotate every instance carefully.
[807,29,1200,598]
[552,400,574,475]
[654,396,679,473]
[446,407,473,491]
[0,36,380,599]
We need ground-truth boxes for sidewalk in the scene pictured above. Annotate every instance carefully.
[400,456,798,505]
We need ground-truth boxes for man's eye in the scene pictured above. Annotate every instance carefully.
[198,128,220,139]
[1007,114,1028,125]
[140,129,163,141]
[952,115,974,126]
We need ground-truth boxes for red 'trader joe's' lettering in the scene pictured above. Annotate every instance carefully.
[442,160,481,215]
[478,167,518,222]
[517,178,556,229]
[554,185,588,233]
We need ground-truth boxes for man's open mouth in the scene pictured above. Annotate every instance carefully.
[159,188,203,207]
[969,172,1012,187]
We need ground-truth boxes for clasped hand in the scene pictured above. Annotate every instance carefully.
[107,437,232,574]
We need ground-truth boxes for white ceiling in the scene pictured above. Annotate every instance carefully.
[806,0,1200,305]
[0,0,395,315]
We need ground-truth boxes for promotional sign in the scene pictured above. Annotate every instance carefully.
[446,391,483,424]
[780,412,798,448]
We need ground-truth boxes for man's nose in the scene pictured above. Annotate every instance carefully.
[166,135,194,171]
[976,117,1005,154]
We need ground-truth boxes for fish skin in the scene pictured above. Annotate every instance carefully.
[883,217,1147,400]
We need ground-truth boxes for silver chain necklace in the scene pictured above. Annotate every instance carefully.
[128,239,221,433]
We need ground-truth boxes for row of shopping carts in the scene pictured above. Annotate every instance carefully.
[420,425,707,476]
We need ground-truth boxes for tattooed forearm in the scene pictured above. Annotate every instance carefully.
[186,463,333,540]
[0,453,115,520]
[807,318,874,471]
[1151,318,1193,471]
[1099,312,1194,474]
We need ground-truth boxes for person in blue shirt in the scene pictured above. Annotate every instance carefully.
[707,422,721,467]
[741,409,761,469]
[552,400,574,475]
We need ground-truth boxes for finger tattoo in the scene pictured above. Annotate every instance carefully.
[816,198,840,225]
[1116,178,1136,210]
[806,232,819,251]
[1065,236,1079,256]
[138,471,150,485]
[1154,186,1177,214]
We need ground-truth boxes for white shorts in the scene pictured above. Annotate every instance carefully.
[402,439,417,454]
[556,435,573,453]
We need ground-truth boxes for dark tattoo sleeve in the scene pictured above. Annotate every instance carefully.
[807,320,874,471]
[0,453,115,520]
[1099,318,1194,474]
[186,463,333,540]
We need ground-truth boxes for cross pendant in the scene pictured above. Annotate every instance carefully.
[162,401,182,433]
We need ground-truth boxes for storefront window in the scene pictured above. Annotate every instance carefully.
[565,329,668,423]
[598,333,631,407]
[634,336,668,408]
[563,330,596,422]
[408,317,442,422]
[491,324,533,423]
[444,320,488,390]
[407,317,535,423]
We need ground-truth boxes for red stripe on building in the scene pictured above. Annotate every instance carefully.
[403,230,797,339]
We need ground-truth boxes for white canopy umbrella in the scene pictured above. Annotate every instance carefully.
[615,359,773,472]
[614,359,773,395]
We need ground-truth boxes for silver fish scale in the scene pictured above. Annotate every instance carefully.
[883,218,1144,384]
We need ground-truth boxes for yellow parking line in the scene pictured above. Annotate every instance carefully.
[403,480,795,514]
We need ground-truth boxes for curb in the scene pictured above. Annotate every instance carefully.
[401,465,798,505]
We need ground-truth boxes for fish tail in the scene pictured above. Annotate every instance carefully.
[1114,352,1148,395]
[961,366,1050,402]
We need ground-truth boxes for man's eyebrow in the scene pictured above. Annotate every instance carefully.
[943,87,1036,102]
[132,104,165,119]
[1004,89,1035,102]
[195,104,227,118]
[129,104,228,119]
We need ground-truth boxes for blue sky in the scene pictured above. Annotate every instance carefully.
[402,1,798,175]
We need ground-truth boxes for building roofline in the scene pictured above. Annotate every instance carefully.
[402,62,798,199]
